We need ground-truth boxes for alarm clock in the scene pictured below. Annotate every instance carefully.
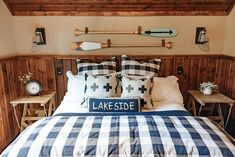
[24,80,42,96]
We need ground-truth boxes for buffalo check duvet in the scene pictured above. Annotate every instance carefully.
[1,111,235,157]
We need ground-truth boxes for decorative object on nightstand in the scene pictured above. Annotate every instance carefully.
[18,72,43,96]
[187,90,235,128]
[10,91,56,132]
[199,82,217,95]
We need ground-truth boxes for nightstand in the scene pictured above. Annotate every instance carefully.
[187,90,235,128]
[10,91,56,132]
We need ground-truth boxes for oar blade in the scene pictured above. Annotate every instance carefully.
[144,28,178,37]
[71,42,102,51]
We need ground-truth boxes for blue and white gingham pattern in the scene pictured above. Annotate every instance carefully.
[76,57,116,75]
[1,112,235,157]
[121,55,161,76]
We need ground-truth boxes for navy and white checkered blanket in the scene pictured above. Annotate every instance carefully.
[1,111,235,157]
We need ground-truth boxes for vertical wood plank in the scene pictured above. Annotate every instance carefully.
[45,59,57,92]
[214,57,222,85]
[0,104,6,152]
[17,58,29,95]
[0,64,12,147]
[55,59,65,105]
[189,57,200,89]
[198,58,209,84]
[231,59,235,119]
[5,60,21,135]
[0,65,7,152]
[173,57,190,104]
[159,58,174,77]
[207,58,217,82]
[227,60,235,97]
[219,58,230,94]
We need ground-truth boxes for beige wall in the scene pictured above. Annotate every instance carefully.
[224,7,235,57]
[0,1,16,57]
[1,1,233,56]
[13,16,226,55]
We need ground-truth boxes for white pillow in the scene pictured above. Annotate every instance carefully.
[142,102,186,112]
[151,76,183,104]
[121,74,153,110]
[63,71,86,103]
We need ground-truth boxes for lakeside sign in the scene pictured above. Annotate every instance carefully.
[88,97,140,112]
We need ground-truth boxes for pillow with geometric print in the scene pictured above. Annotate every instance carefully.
[121,74,153,110]
[84,73,119,107]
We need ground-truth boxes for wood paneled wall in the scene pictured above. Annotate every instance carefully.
[0,54,235,152]
[0,57,20,151]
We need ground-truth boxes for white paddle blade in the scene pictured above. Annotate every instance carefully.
[71,42,102,51]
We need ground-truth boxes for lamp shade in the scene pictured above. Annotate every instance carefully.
[33,28,46,45]
[195,27,208,44]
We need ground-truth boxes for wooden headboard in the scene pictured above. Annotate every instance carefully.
[17,54,233,106]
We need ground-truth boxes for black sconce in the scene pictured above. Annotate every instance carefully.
[195,27,208,44]
[33,28,46,45]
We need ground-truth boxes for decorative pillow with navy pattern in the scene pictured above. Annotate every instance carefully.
[121,74,153,110]
[87,97,140,112]
[84,73,119,105]
[121,54,161,76]
[76,57,116,75]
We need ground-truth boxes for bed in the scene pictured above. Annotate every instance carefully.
[1,55,235,157]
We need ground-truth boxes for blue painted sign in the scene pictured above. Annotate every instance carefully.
[88,98,140,112]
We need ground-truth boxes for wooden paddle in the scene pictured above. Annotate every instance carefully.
[74,26,178,37]
[71,39,172,51]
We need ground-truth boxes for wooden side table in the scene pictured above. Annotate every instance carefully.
[10,91,56,132]
[187,90,235,128]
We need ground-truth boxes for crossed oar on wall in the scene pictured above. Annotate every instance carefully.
[71,26,176,51]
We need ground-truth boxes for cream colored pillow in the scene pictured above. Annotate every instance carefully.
[152,76,183,105]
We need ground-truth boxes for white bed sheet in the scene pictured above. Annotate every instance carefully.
[53,99,186,115]
[53,100,87,115]
[142,101,186,112]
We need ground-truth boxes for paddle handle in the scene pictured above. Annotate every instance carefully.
[110,40,172,49]
[74,26,142,36]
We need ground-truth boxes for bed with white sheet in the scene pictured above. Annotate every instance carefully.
[1,55,235,157]
[1,108,235,156]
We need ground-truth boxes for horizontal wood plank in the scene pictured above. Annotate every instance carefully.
[3,0,235,16]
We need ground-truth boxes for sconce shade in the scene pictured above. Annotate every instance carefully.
[33,28,46,45]
[195,27,208,44]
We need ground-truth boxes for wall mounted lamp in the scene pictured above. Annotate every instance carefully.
[33,28,46,45]
[195,27,208,44]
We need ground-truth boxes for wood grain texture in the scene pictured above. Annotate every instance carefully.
[0,58,21,152]
[0,54,235,153]
[3,0,235,16]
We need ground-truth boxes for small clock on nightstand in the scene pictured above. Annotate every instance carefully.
[25,80,42,96]
[19,72,43,96]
